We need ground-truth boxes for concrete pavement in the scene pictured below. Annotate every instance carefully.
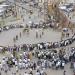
[0,28,61,46]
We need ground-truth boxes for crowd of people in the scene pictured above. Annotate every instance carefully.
[3,31,74,52]
[0,20,74,75]
[0,25,75,75]
[0,24,24,32]
[0,0,75,75]
[0,45,75,75]
[0,50,48,75]
[0,18,59,33]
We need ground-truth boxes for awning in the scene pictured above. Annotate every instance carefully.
[59,6,66,10]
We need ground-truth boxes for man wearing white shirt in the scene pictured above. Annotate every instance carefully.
[0,63,3,70]
[19,62,22,69]
[25,63,28,69]
[40,69,44,75]
[62,62,65,69]
[56,60,61,69]
[15,60,18,66]
[24,72,29,75]
[35,70,41,75]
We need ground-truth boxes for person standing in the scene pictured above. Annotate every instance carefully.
[42,30,44,35]
[16,35,18,40]
[20,32,22,38]
[35,70,41,75]
[24,72,29,75]
[29,68,33,75]
[13,38,16,43]
[63,70,66,75]
[36,32,38,38]
[40,34,42,38]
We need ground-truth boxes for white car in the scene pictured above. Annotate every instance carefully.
[0,28,2,32]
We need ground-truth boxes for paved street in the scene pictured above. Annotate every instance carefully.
[0,27,74,75]
[0,28,61,46]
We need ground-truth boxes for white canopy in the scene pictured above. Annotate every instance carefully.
[0,47,3,50]
[59,6,66,10]
[0,9,4,12]
[62,28,68,31]
[0,4,9,14]
[29,21,32,24]
[0,4,9,7]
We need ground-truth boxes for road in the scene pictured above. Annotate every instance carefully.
[0,28,61,46]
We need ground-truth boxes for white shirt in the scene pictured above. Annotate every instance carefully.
[35,72,40,75]
[24,73,29,75]
[2,60,6,65]
[37,66,40,70]
[74,62,75,69]
[16,66,18,71]
[23,63,25,68]
[25,63,28,68]
[12,59,15,63]
[40,45,43,49]
[62,62,65,66]
[15,61,18,66]
[19,62,22,68]
[24,59,28,63]
[40,70,44,75]
[56,61,60,67]
[42,62,45,67]
[0,63,2,69]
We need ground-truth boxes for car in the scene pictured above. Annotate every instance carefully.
[3,26,9,31]
[72,35,75,41]
[9,25,15,29]
[0,27,2,32]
